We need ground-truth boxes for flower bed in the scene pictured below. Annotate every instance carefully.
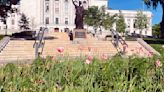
[0,55,163,92]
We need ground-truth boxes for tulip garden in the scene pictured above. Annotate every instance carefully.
[0,46,164,92]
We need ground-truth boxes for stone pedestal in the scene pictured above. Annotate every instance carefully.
[73,29,87,44]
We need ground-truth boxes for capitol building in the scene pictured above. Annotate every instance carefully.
[0,0,152,36]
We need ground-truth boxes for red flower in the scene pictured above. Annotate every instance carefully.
[57,47,64,53]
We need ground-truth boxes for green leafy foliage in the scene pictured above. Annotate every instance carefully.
[116,12,126,33]
[134,10,148,36]
[143,0,164,38]
[0,0,20,19]
[0,55,164,91]
[152,24,160,38]
[19,13,29,30]
[135,11,148,30]
[84,6,116,30]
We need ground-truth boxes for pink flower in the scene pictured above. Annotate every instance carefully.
[57,47,64,53]
[149,51,154,55]
[155,59,162,67]
[85,55,93,64]
[78,45,84,51]
[88,46,92,52]
[101,53,108,60]
[85,59,92,64]
[87,55,93,61]
[147,51,154,57]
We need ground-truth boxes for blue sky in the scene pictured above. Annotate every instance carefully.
[108,0,162,25]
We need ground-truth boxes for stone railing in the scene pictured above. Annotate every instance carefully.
[137,38,160,56]
[0,37,10,53]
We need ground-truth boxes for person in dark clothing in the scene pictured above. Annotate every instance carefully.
[69,31,73,41]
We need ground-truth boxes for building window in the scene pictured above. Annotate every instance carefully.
[145,30,147,35]
[11,19,15,25]
[46,17,49,24]
[65,18,68,25]
[140,30,142,34]
[65,1,68,11]
[55,3,59,14]
[127,22,130,28]
[55,18,59,24]
[45,3,49,12]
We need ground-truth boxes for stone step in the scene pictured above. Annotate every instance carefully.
[0,58,35,62]
[0,52,35,55]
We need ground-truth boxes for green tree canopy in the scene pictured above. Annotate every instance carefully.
[143,0,164,38]
[19,13,29,30]
[84,6,116,31]
[152,24,160,38]
[0,0,20,23]
[134,10,148,36]
[116,12,126,33]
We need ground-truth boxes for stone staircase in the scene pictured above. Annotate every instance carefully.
[0,40,35,62]
[41,32,118,58]
[0,31,155,64]
[119,41,150,57]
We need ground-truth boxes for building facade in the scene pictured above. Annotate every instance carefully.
[0,0,152,36]
[107,10,152,36]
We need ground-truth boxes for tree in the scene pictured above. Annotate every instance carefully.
[134,10,148,37]
[144,0,164,38]
[116,12,126,35]
[0,0,20,35]
[84,6,99,27]
[0,0,20,21]
[19,13,29,30]
[101,13,116,30]
[152,24,160,38]
[84,6,116,33]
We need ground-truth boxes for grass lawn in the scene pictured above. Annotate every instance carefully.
[150,44,164,55]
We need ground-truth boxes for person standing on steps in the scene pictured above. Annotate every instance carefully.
[69,31,73,41]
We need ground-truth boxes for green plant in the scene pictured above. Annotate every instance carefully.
[0,55,163,91]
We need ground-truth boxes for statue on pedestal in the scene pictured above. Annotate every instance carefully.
[72,0,84,29]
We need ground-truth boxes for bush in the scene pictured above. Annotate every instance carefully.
[0,35,5,40]
[0,56,164,92]
[144,38,164,44]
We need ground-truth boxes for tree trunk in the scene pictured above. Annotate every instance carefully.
[160,4,164,38]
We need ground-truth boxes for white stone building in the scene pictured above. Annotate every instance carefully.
[106,10,152,36]
[0,0,152,36]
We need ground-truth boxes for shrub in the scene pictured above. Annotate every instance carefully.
[144,38,164,44]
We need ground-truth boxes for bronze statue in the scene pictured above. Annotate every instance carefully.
[72,0,84,29]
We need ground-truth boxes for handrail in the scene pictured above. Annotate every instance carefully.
[0,37,10,53]
[111,29,127,54]
[137,38,160,56]
[33,27,47,58]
